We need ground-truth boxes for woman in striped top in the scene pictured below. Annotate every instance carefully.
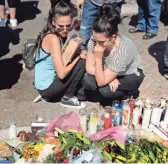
[83,3,145,103]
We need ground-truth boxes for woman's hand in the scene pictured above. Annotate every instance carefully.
[109,79,120,92]
[80,50,87,59]
[72,55,81,63]
[94,45,105,59]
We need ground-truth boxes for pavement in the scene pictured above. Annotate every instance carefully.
[0,0,168,132]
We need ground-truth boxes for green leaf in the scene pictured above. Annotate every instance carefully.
[155,158,159,164]
[59,143,66,152]
[102,150,112,162]
[82,144,90,151]
[83,137,90,145]
[62,137,67,144]
[115,159,123,163]
[44,154,56,163]
[62,149,69,159]
[149,151,155,162]
[76,133,83,140]
[110,152,115,159]
[115,155,126,162]
[76,142,82,147]
[164,148,168,153]
[116,141,125,150]
[82,144,89,150]
[76,133,90,145]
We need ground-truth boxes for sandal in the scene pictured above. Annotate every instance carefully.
[129,27,143,33]
[143,32,157,40]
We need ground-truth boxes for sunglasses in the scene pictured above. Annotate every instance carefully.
[91,38,109,46]
[56,24,73,32]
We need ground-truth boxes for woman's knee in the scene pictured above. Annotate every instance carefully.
[83,74,97,91]
[99,87,124,99]
[71,59,86,77]
[99,87,111,98]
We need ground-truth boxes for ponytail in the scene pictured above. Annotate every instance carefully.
[93,3,121,37]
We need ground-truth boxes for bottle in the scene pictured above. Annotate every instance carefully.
[115,110,122,126]
[122,103,130,129]
[111,101,118,126]
[141,107,152,130]
[111,107,116,127]
[164,108,168,124]
[160,97,166,109]
[112,101,121,126]
[132,107,141,127]
[121,100,128,111]
[104,113,111,129]
[144,98,151,108]
[112,101,120,110]
[79,108,87,135]
[151,107,164,126]
[129,99,135,120]
[9,123,17,139]
[97,105,107,131]
[135,99,143,115]
[88,108,98,136]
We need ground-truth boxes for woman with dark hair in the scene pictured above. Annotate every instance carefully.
[79,0,124,52]
[34,0,86,109]
[83,3,145,103]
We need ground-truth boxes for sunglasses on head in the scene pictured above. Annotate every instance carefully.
[56,24,73,32]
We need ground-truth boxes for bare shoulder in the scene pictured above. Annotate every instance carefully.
[45,33,60,45]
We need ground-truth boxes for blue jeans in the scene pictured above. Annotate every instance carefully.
[137,0,161,34]
[79,0,100,50]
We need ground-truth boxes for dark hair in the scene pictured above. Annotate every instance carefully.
[37,0,73,49]
[50,0,71,8]
[93,3,121,38]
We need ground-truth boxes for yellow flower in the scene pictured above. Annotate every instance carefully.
[32,150,40,159]
[34,143,44,151]
[24,154,30,162]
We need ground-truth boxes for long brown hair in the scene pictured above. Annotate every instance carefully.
[36,0,73,51]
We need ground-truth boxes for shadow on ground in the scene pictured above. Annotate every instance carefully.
[16,1,41,24]
[160,12,168,26]
[0,54,23,90]
[148,41,166,75]
[129,14,138,27]
[0,28,22,57]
